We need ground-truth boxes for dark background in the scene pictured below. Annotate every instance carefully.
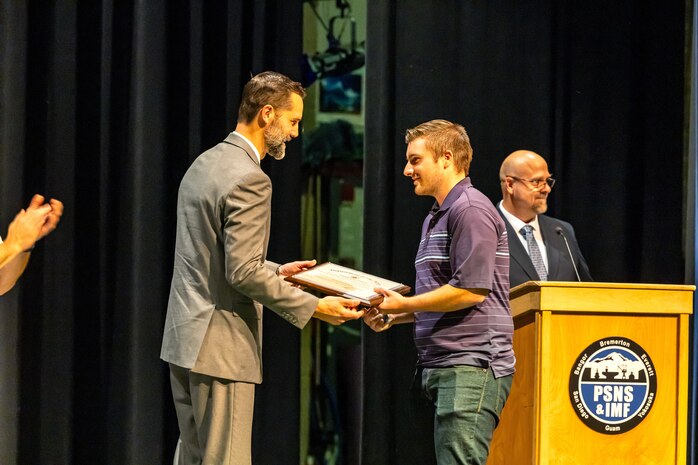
[0,1,690,464]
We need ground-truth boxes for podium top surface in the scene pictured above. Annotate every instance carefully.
[509,281,695,317]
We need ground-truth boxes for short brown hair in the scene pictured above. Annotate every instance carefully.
[237,71,306,124]
[405,119,473,175]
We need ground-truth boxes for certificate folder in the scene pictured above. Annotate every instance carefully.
[285,262,411,307]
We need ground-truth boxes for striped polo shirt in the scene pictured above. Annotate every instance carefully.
[413,177,515,378]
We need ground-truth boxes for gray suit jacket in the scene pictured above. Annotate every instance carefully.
[161,133,318,383]
[498,206,592,288]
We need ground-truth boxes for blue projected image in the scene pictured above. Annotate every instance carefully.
[320,74,361,114]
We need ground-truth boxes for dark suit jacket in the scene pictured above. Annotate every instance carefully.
[498,206,592,288]
[161,133,318,383]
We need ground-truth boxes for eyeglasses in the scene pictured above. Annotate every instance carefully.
[506,175,556,190]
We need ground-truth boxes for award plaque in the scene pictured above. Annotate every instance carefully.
[285,262,411,307]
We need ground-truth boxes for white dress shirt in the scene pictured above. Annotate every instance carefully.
[498,201,549,271]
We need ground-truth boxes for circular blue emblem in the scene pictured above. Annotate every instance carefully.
[569,337,657,434]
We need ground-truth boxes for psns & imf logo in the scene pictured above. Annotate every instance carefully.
[568,336,656,434]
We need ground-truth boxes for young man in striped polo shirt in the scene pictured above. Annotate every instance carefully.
[364,119,515,465]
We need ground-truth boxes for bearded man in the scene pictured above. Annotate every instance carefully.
[161,71,362,465]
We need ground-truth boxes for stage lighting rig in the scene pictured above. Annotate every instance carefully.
[302,0,365,87]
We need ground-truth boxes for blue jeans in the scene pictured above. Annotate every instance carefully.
[420,366,512,465]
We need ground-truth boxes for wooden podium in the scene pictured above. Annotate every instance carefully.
[487,282,694,465]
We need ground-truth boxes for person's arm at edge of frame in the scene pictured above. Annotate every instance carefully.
[0,241,32,295]
[0,195,62,295]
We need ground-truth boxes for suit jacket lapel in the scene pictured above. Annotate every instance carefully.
[224,132,260,166]
[539,215,562,279]
[498,206,540,281]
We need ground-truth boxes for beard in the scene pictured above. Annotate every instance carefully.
[264,120,287,160]
[532,198,548,215]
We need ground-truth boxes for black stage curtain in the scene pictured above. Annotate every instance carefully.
[0,1,305,464]
[362,1,687,464]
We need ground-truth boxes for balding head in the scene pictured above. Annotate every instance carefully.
[499,150,546,180]
[499,150,553,222]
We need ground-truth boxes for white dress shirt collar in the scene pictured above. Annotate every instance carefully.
[498,201,542,238]
[232,131,261,164]
[498,201,548,268]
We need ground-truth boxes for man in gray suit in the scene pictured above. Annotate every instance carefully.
[498,150,592,288]
[161,71,363,465]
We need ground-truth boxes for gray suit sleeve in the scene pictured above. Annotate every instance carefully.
[222,170,317,328]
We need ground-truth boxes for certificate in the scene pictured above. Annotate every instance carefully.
[285,262,411,307]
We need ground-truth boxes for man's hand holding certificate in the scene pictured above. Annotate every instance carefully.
[285,262,410,307]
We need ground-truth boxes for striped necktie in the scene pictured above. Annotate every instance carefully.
[520,224,547,280]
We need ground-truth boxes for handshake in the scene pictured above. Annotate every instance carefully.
[310,286,406,330]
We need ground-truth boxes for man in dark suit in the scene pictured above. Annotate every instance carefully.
[498,150,592,288]
[161,71,363,465]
